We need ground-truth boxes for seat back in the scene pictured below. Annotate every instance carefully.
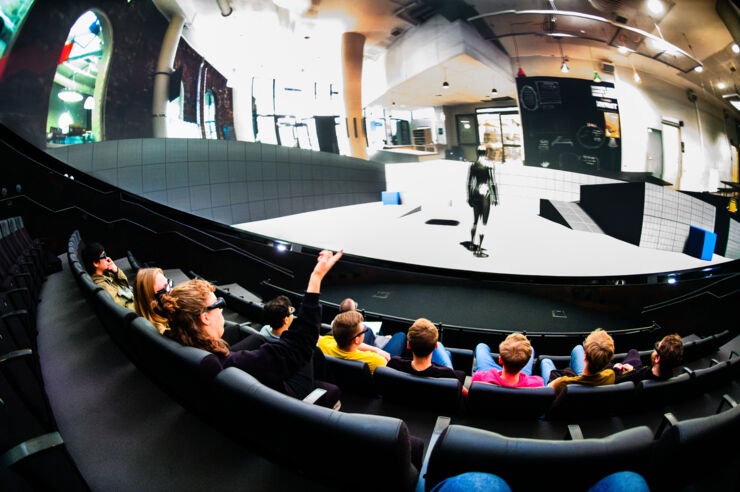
[128,317,219,418]
[374,366,461,414]
[425,424,655,491]
[467,382,555,419]
[212,367,419,491]
[546,381,636,419]
[691,362,730,394]
[652,405,740,490]
[93,290,138,358]
[636,373,693,408]
[324,355,376,395]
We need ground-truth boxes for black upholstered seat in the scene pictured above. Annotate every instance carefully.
[637,372,694,408]
[212,366,421,492]
[324,355,376,395]
[424,424,655,491]
[545,381,637,419]
[374,365,462,414]
[128,317,220,418]
[93,290,138,356]
[467,382,555,419]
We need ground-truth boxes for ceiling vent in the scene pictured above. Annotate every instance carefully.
[602,63,615,74]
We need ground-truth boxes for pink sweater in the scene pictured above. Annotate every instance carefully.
[471,369,544,388]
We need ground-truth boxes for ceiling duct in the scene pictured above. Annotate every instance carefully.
[717,0,740,46]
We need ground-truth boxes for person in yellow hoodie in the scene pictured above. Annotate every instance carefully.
[318,310,404,374]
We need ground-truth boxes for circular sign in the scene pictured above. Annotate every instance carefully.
[519,85,539,111]
[576,125,605,149]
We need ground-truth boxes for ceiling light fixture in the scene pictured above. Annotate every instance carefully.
[717,81,727,89]
[491,88,498,94]
[618,45,629,55]
[442,67,450,89]
[694,65,703,73]
[633,69,641,83]
[647,0,664,15]
[58,90,83,103]
[558,38,569,73]
[733,43,740,54]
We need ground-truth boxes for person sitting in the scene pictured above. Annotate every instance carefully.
[614,334,683,383]
[337,297,402,360]
[540,328,615,395]
[471,333,544,388]
[133,267,172,334]
[82,242,134,310]
[160,249,342,405]
[387,318,465,383]
[261,295,294,342]
[318,310,404,374]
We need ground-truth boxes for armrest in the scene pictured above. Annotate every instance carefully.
[0,432,64,468]
[415,416,451,492]
[730,351,738,360]
[302,388,327,405]
[681,367,695,378]
[566,424,583,440]
[447,347,474,375]
[709,358,720,367]
[717,394,737,413]
[654,412,679,438]
[0,348,33,364]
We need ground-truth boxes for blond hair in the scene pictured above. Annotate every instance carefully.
[583,329,614,372]
[134,268,169,334]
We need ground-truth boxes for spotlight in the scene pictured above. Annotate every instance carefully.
[633,70,641,83]
[694,65,703,73]
[275,242,288,252]
[667,276,677,285]
[647,0,664,15]
[561,59,570,73]
[442,80,450,89]
[491,88,498,94]
[733,43,740,54]
[717,81,726,89]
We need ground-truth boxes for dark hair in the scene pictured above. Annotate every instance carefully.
[332,311,364,349]
[407,318,438,357]
[656,334,683,376]
[264,295,292,329]
[159,279,229,357]
[81,242,105,273]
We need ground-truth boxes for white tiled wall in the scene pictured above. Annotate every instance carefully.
[639,183,716,252]
[46,139,386,224]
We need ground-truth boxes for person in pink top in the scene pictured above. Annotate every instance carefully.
[471,333,544,388]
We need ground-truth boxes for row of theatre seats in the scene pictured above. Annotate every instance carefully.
[0,217,88,490]
[198,276,739,420]
[69,231,740,491]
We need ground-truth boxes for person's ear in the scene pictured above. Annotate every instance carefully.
[406,342,411,350]
[498,356,503,365]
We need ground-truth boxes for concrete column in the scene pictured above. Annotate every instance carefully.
[152,15,185,138]
[341,32,367,160]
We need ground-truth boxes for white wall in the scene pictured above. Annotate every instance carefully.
[231,85,255,142]
[614,66,732,192]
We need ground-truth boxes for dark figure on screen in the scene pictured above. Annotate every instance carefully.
[466,147,498,257]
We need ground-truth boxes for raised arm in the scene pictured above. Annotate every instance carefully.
[307,250,343,293]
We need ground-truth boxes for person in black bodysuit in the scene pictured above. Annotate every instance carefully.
[467,147,498,257]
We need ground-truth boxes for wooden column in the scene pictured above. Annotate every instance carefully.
[341,32,367,160]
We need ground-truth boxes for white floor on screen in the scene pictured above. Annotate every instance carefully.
[233,196,731,277]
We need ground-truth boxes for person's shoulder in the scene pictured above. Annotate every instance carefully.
[387,356,410,370]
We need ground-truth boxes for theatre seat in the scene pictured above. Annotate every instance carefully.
[545,381,636,419]
[129,317,219,419]
[324,355,376,395]
[636,372,694,408]
[93,290,138,359]
[212,366,421,492]
[424,424,655,491]
[374,366,462,414]
[652,403,740,491]
[467,382,555,419]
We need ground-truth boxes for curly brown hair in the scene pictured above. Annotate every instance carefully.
[159,279,229,357]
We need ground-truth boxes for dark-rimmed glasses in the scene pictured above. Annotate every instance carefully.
[203,297,226,313]
[98,252,108,260]
[154,278,173,299]
[353,327,369,339]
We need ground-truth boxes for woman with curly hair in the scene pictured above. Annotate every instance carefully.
[158,250,342,404]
